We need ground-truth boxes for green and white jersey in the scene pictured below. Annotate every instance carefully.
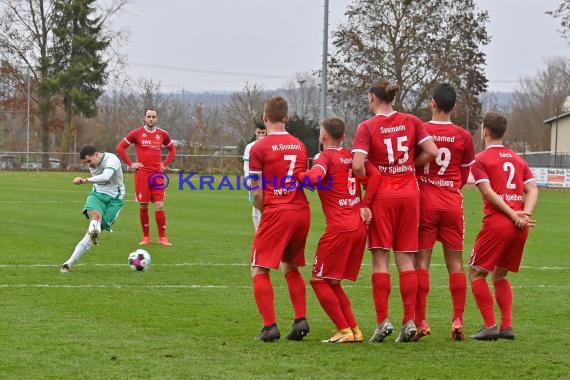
[89,153,125,199]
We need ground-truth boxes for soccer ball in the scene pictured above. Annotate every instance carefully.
[128,249,152,271]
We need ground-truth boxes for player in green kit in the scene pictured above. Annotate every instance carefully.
[60,145,126,273]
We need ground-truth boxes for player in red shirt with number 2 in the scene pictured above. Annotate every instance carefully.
[116,109,176,246]
[469,112,538,341]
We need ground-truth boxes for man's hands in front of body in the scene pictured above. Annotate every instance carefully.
[73,177,88,185]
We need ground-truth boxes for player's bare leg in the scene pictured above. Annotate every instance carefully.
[444,247,466,341]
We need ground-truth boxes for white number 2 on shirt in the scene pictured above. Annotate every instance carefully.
[383,136,409,165]
[503,161,516,189]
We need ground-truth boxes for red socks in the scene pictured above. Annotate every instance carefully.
[415,269,430,324]
[471,278,496,327]
[494,278,513,329]
[449,272,467,321]
[399,270,418,325]
[310,280,348,330]
[139,208,149,237]
[155,210,167,238]
[285,270,306,320]
[252,273,275,326]
[372,272,391,324]
[330,282,357,328]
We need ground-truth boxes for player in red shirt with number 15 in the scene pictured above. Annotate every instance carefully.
[116,109,176,246]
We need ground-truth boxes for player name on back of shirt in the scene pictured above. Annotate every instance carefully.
[271,143,302,152]
[432,135,455,142]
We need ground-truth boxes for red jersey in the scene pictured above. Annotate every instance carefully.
[471,145,535,228]
[311,148,362,232]
[120,127,175,172]
[249,132,309,211]
[418,121,475,210]
[352,111,431,198]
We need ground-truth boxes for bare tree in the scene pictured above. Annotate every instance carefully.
[329,0,490,131]
[0,0,127,163]
[547,0,570,44]
[280,72,320,121]
[223,83,266,144]
[508,57,570,152]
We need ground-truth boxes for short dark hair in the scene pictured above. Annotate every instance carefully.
[145,109,157,116]
[79,144,97,159]
[321,117,345,140]
[264,96,288,123]
[255,123,266,131]
[482,112,508,139]
[432,83,456,113]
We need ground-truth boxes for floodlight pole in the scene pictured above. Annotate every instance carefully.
[320,0,329,121]
[26,67,30,169]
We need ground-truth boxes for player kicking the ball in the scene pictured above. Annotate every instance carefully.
[60,145,125,273]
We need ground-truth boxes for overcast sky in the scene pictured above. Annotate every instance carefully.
[110,0,568,93]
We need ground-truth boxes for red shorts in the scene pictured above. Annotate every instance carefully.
[469,225,529,273]
[312,223,367,281]
[134,170,165,203]
[418,208,464,251]
[368,195,419,252]
[251,207,311,270]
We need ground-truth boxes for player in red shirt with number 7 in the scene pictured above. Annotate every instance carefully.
[469,112,538,341]
[248,97,311,342]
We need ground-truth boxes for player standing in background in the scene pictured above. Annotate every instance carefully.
[248,96,311,342]
[352,79,438,343]
[242,124,267,230]
[116,109,176,246]
[60,145,125,273]
[413,83,475,341]
[300,117,368,343]
[469,112,538,340]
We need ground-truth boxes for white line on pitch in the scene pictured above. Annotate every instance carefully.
[0,284,567,289]
[0,263,567,270]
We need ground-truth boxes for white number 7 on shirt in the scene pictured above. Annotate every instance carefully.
[284,155,297,180]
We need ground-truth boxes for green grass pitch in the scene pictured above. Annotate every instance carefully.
[0,171,569,379]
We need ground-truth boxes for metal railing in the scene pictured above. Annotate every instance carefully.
[0,151,244,174]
